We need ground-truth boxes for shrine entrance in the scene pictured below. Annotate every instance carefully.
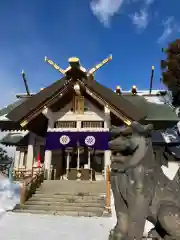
[45,131,109,181]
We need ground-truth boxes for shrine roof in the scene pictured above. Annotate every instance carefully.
[7,77,68,122]
[0,99,28,131]
[6,77,146,124]
[81,79,145,121]
[0,131,29,146]
[122,94,179,122]
[0,99,26,120]
[2,77,179,133]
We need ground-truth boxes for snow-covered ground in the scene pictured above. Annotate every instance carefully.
[0,173,155,240]
[1,161,179,240]
[0,174,20,214]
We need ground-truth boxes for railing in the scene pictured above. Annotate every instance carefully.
[105,165,111,213]
[13,168,32,180]
[13,166,43,181]
[19,168,44,206]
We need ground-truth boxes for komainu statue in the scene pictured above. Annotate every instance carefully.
[108,122,180,240]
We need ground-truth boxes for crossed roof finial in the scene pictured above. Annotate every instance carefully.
[44,55,112,78]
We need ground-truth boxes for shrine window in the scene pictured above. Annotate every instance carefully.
[54,121,77,128]
[81,121,104,128]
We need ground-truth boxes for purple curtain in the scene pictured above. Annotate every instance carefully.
[45,132,110,150]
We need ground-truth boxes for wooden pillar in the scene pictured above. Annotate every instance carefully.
[88,149,91,169]
[104,150,111,179]
[19,150,25,168]
[14,150,20,170]
[26,133,36,170]
[77,145,80,170]
[44,120,54,179]
[66,152,70,177]
[105,165,111,213]
[44,150,52,180]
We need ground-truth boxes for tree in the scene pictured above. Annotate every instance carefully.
[0,147,13,176]
[0,146,12,163]
[161,39,180,106]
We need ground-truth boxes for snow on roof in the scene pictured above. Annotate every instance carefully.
[0,114,10,121]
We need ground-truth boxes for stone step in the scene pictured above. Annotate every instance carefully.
[29,197,104,203]
[35,190,105,197]
[13,209,104,217]
[20,205,104,212]
[32,193,105,201]
[15,180,110,218]
[25,201,104,208]
[39,180,106,194]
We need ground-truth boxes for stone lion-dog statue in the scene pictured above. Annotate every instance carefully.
[108,121,180,240]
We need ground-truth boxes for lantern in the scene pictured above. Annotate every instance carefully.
[131,85,137,94]
[116,86,121,94]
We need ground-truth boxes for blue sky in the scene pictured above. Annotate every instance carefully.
[0,0,180,107]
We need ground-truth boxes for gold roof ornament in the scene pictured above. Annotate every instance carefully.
[88,55,112,75]
[131,85,137,94]
[115,85,121,94]
[45,56,65,75]
[68,57,80,63]
[44,55,112,79]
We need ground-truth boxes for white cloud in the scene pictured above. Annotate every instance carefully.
[145,0,154,5]
[131,0,154,5]
[158,17,180,43]
[131,9,149,29]
[89,0,155,29]
[90,0,124,27]
[129,0,155,30]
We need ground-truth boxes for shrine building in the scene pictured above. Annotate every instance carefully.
[0,56,179,180]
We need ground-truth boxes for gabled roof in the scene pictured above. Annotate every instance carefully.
[7,77,146,124]
[122,94,179,122]
[0,99,28,130]
[81,79,145,121]
[7,77,68,122]
[0,99,26,120]
[4,76,179,131]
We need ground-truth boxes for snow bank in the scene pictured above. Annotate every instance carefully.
[0,174,20,217]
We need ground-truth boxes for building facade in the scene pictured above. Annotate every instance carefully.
[0,57,179,181]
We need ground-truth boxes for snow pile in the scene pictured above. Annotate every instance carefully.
[0,174,20,216]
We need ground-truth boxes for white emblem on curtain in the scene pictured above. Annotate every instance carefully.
[59,135,70,145]
[85,136,96,146]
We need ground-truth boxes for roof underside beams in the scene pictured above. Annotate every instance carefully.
[78,80,143,124]
[24,82,133,128]
[81,78,146,121]
[5,76,150,134]
[7,77,70,123]
[14,80,72,128]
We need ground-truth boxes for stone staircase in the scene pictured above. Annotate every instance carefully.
[14,180,110,217]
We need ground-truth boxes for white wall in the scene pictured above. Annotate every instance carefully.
[52,99,107,123]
